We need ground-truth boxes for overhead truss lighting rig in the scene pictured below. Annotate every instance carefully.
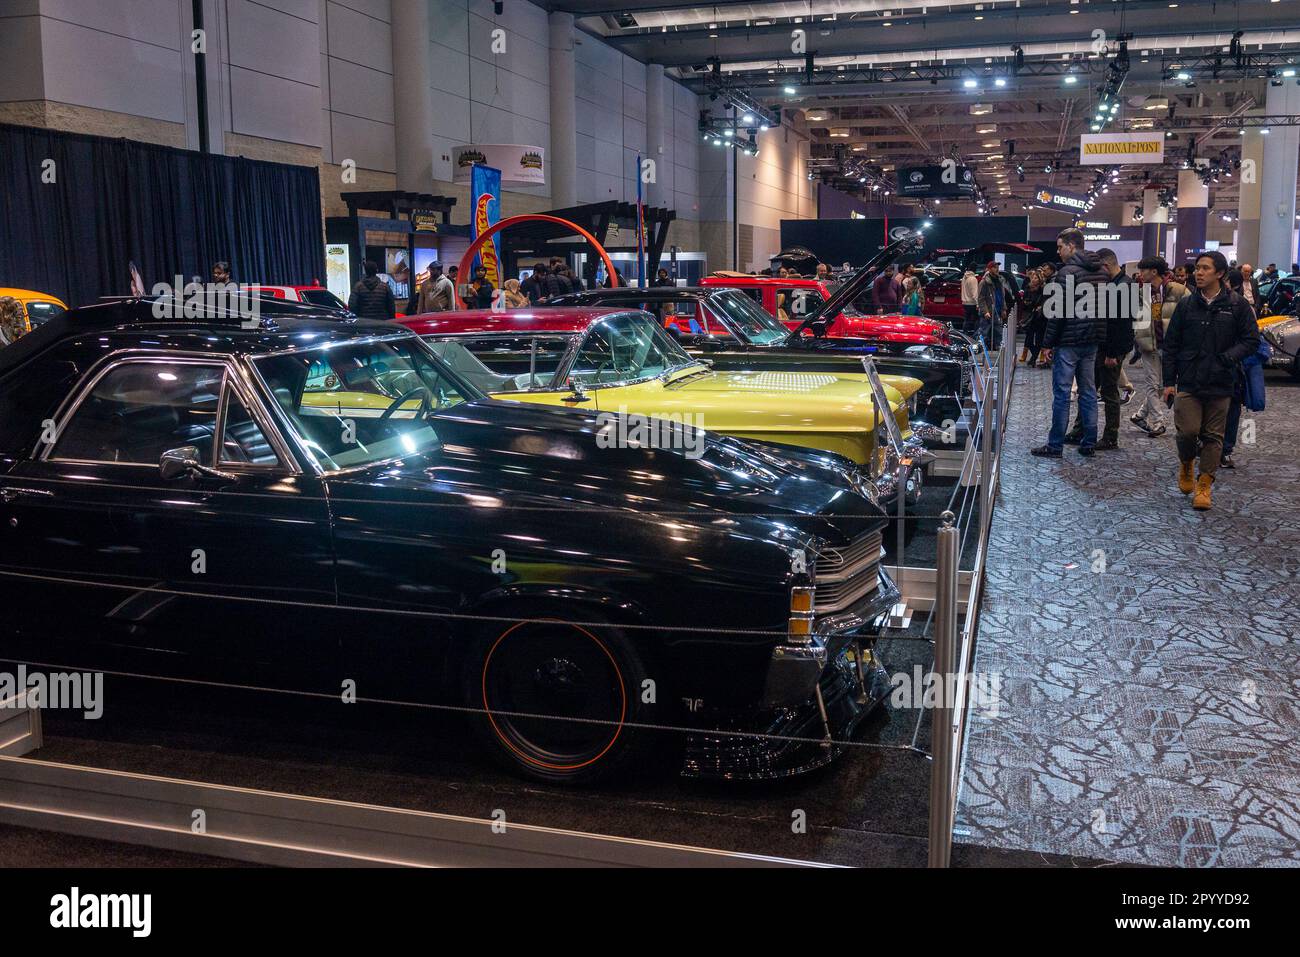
[1164,45,1299,86]
[702,58,780,130]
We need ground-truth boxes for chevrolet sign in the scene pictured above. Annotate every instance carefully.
[1035,188,1089,212]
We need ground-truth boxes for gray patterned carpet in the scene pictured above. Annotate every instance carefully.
[955,362,1300,867]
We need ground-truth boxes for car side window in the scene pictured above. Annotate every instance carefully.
[219,388,280,467]
[784,288,824,318]
[51,361,224,465]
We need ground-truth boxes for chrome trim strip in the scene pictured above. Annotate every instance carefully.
[33,351,301,476]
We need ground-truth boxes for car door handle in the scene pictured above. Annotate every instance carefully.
[0,487,54,503]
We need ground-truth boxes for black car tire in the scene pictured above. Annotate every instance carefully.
[462,606,654,785]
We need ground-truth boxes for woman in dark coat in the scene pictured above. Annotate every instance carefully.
[1020,268,1049,367]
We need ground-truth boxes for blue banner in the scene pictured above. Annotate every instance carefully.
[470,165,503,289]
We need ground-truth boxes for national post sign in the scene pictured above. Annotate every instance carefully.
[470,164,502,289]
[1079,133,1165,166]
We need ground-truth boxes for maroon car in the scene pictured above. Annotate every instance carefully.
[922,242,1044,322]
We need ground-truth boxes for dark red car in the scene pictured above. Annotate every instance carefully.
[700,275,951,346]
[921,242,1043,322]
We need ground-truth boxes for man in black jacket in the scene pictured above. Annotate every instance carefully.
[1161,251,1259,510]
[1064,248,1136,449]
[348,260,396,320]
[1032,228,1108,457]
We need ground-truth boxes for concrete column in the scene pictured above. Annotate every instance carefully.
[1175,167,1209,264]
[1235,125,1267,267]
[1258,81,1300,272]
[644,63,665,208]
[391,0,433,191]
[1141,186,1170,258]
[548,12,577,208]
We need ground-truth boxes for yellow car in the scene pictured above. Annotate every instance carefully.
[401,307,929,506]
[0,288,68,345]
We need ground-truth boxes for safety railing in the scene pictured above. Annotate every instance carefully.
[927,307,1017,867]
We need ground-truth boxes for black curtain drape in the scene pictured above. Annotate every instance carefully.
[0,123,323,309]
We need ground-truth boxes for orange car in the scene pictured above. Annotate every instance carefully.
[0,288,68,345]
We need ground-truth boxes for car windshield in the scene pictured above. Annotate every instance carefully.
[25,301,66,327]
[708,289,790,344]
[569,311,696,385]
[298,288,347,310]
[253,335,476,470]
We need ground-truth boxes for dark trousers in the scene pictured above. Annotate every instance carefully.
[1069,353,1121,442]
[962,304,978,333]
[1024,320,1046,363]
[1222,397,1242,455]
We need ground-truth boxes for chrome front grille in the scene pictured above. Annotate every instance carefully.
[813,530,882,615]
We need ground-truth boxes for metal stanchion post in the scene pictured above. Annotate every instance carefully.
[928,509,959,868]
[896,460,908,579]
[980,360,995,527]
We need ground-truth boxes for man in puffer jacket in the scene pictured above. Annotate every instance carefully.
[348,260,396,320]
[1161,251,1259,510]
[1064,248,1136,449]
[1031,228,1108,457]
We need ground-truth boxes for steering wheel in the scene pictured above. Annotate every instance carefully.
[379,386,433,421]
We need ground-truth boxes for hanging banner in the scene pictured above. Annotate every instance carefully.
[454,145,545,186]
[1033,187,1091,213]
[1079,133,1165,165]
[896,164,977,198]
[471,165,503,290]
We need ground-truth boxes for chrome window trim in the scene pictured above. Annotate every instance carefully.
[557,312,703,391]
[424,319,704,393]
[35,351,300,476]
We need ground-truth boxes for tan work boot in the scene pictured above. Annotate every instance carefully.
[1178,461,1195,495]
[1192,473,1213,510]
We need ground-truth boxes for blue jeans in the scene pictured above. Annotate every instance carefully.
[1047,345,1098,450]
[978,314,1001,350]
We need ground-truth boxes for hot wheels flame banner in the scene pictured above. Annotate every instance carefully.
[471,165,502,289]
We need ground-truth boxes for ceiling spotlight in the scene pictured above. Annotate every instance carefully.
[995,78,1007,87]
[963,79,978,89]
[784,86,797,95]
[1064,75,1079,85]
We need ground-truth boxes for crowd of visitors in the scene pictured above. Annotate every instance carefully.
[1024,227,1266,512]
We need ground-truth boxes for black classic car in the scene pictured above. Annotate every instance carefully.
[0,299,902,783]
[545,237,979,466]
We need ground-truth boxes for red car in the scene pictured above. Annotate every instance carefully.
[699,274,950,346]
[921,242,1042,322]
[244,283,351,312]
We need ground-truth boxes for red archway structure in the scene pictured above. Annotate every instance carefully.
[455,213,622,308]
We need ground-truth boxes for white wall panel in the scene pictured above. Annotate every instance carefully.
[229,66,322,146]
[39,17,185,122]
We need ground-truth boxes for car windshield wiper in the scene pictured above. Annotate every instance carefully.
[660,363,712,386]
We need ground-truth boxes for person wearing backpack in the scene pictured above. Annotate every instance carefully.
[1160,251,1259,509]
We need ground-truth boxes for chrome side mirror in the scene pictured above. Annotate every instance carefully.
[160,446,202,481]
[160,446,238,482]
